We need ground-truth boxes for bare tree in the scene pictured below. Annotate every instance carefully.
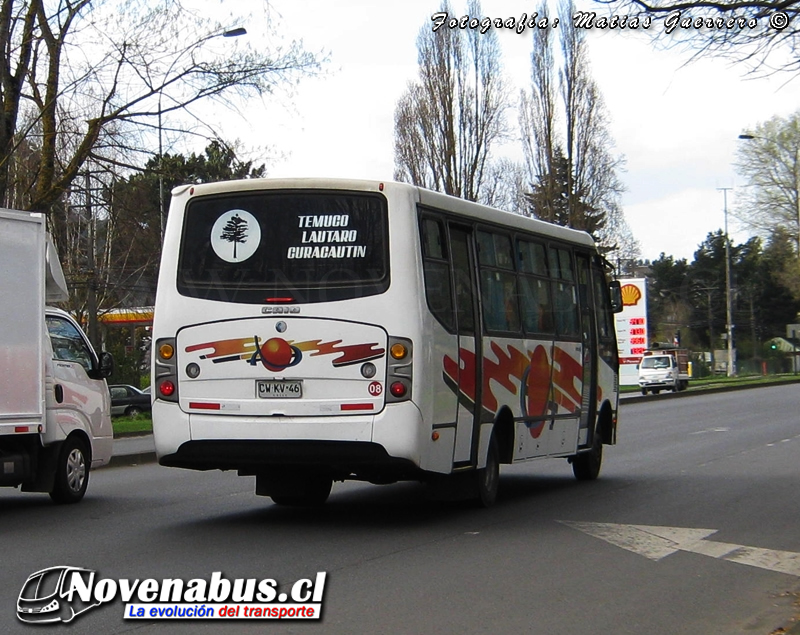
[594,0,800,75]
[519,6,561,221]
[393,0,509,202]
[735,111,800,250]
[480,158,527,213]
[521,0,632,257]
[0,0,322,214]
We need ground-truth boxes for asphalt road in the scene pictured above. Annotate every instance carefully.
[2,385,800,634]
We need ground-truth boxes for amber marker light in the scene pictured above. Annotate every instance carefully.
[159,343,175,360]
[390,343,407,360]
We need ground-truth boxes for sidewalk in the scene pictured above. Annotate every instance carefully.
[107,433,157,468]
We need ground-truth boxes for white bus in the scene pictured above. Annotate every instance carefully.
[151,178,622,507]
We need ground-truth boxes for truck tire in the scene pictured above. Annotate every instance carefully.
[49,436,89,504]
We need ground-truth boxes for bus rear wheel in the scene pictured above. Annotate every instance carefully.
[572,430,603,481]
[269,476,332,507]
[472,433,500,507]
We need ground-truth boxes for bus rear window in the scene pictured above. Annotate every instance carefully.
[177,190,389,304]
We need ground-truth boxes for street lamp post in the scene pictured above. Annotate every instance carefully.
[739,132,800,253]
[719,187,735,377]
[157,27,247,242]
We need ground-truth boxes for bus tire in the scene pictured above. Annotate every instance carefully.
[49,436,90,504]
[270,476,332,507]
[572,429,603,481]
[473,432,500,508]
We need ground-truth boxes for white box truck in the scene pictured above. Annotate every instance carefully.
[0,208,114,503]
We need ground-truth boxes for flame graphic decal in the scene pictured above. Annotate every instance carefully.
[186,336,385,371]
[443,342,600,438]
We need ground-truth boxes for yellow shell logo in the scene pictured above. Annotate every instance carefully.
[621,284,642,306]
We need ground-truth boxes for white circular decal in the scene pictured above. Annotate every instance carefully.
[210,209,261,263]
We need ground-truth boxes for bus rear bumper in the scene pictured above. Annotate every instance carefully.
[158,439,421,484]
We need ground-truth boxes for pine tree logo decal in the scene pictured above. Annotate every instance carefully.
[210,209,261,263]
[220,213,248,259]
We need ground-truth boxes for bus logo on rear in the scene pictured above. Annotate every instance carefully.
[250,337,303,372]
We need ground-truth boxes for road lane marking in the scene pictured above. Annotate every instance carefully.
[559,521,800,577]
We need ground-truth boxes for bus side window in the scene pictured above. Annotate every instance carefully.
[420,217,455,331]
[591,263,615,342]
[478,231,520,334]
[549,247,579,337]
[519,275,553,334]
[517,239,553,334]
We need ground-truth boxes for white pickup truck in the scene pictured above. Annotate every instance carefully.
[638,347,690,395]
[0,208,114,503]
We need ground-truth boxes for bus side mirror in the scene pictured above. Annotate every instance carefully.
[609,280,623,313]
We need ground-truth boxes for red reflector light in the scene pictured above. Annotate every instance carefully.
[390,382,407,398]
[341,403,374,411]
[189,402,221,410]
[159,380,175,397]
[15,426,29,433]
[266,297,294,303]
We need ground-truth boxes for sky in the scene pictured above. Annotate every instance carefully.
[202,0,800,263]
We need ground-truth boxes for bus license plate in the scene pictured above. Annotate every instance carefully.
[257,380,302,399]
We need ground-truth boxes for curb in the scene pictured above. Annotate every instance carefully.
[620,377,800,405]
[106,451,157,468]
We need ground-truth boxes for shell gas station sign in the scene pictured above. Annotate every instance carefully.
[614,278,648,386]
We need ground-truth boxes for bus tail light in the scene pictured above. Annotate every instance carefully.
[158,380,176,397]
[154,337,179,403]
[389,382,407,398]
[386,336,412,403]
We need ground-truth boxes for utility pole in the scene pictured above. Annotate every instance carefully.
[85,171,99,350]
[719,187,735,377]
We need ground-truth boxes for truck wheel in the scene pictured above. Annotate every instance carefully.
[572,428,603,481]
[50,436,89,504]
[641,389,647,395]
